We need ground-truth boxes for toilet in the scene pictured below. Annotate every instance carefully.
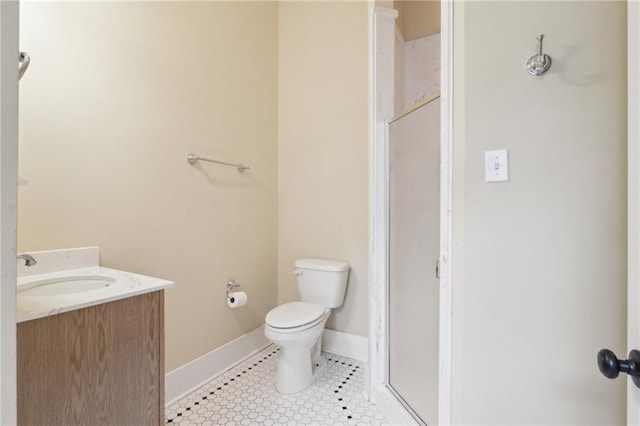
[264,258,350,393]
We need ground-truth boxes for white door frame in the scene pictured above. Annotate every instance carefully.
[628,1,639,424]
[368,1,453,424]
[0,1,19,424]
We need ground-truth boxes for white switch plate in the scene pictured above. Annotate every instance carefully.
[485,149,509,182]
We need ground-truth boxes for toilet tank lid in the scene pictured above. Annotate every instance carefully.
[295,258,350,272]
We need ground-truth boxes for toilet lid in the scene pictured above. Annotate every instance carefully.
[266,301,325,329]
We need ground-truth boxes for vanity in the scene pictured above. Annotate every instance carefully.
[16,247,174,426]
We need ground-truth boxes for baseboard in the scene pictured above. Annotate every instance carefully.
[165,325,269,405]
[322,329,369,362]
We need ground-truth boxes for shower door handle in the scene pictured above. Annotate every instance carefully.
[597,348,640,388]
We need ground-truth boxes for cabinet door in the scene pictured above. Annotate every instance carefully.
[18,291,164,426]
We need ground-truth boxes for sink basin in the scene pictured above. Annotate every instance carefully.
[18,275,116,297]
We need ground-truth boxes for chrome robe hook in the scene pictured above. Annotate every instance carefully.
[526,34,551,76]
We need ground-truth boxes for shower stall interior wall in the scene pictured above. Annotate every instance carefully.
[395,31,441,113]
[387,96,441,425]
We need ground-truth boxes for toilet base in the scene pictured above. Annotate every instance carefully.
[275,351,327,394]
[276,346,313,393]
[265,309,331,394]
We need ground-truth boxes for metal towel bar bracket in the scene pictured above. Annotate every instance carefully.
[186,153,250,173]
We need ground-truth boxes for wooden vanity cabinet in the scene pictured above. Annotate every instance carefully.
[17,291,165,426]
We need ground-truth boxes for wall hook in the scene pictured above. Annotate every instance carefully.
[526,34,552,76]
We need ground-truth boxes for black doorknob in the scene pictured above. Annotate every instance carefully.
[598,348,640,388]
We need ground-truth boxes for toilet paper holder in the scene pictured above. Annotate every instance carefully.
[226,279,241,302]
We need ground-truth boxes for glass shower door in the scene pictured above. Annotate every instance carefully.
[387,97,440,425]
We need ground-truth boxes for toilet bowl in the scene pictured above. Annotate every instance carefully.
[264,259,350,394]
[265,302,331,393]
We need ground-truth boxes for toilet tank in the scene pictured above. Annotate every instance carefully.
[295,258,350,308]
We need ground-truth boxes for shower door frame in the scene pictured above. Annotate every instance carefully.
[368,1,453,424]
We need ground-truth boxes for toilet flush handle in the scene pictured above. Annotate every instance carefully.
[293,269,303,276]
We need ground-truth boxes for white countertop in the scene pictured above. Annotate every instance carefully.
[17,247,174,323]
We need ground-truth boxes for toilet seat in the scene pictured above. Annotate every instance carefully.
[266,301,325,331]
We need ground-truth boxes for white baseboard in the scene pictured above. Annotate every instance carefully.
[165,325,269,405]
[322,328,369,362]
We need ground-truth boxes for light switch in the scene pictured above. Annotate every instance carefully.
[485,150,509,182]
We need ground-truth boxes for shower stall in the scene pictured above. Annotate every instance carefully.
[370,5,449,425]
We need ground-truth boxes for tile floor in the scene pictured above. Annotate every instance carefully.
[166,345,387,425]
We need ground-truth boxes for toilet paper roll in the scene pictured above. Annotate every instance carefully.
[227,291,248,308]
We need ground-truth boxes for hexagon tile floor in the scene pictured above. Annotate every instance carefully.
[165,344,387,426]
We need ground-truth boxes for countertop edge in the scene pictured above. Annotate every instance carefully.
[17,266,175,323]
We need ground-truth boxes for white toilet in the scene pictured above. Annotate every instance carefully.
[264,258,350,393]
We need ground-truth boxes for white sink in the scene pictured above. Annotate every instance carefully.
[18,275,116,297]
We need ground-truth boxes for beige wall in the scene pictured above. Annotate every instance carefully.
[277,1,369,336]
[452,1,627,424]
[18,1,279,372]
[19,0,372,372]
[395,0,440,41]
